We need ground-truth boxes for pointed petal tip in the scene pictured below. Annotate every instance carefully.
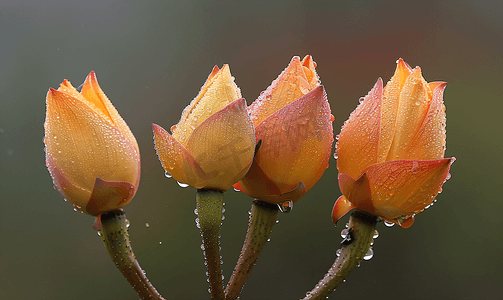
[332,196,354,225]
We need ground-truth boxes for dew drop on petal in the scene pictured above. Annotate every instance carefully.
[177,181,189,188]
[384,221,395,227]
[277,200,293,213]
[164,171,172,178]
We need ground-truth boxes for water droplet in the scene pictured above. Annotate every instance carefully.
[267,238,271,242]
[275,220,280,224]
[363,247,374,260]
[145,223,150,228]
[97,232,101,236]
[384,221,395,227]
[233,187,240,192]
[158,241,162,245]
[277,200,293,213]
[194,208,198,215]
[125,219,131,228]
[177,181,189,188]
[164,171,172,178]
[340,228,349,238]
[373,230,379,238]
[195,217,200,229]
[201,244,205,250]
[336,249,342,257]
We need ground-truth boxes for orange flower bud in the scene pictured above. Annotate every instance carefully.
[235,56,334,204]
[153,65,256,191]
[332,59,455,228]
[44,72,140,216]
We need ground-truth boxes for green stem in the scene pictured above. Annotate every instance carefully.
[302,211,377,300]
[196,189,225,300]
[99,210,165,300]
[225,200,279,300]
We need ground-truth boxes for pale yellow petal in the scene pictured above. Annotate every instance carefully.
[173,65,241,145]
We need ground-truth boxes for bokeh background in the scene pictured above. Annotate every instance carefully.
[1,1,502,299]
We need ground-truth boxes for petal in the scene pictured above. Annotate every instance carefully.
[336,78,383,179]
[44,88,140,202]
[363,158,455,219]
[153,123,208,187]
[253,181,306,205]
[386,67,433,160]
[338,173,375,215]
[246,86,333,196]
[332,196,355,225]
[301,55,320,89]
[80,71,139,151]
[186,98,256,190]
[379,59,413,162]
[86,177,136,216]
[173,65,242,145]
[403,83,447,159]
[46,152,91,209]
[248,56,317,126]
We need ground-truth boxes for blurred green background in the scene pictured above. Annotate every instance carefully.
[1,0,502,299]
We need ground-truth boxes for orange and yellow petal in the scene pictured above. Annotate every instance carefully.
[173,65,242,145]
[153,124,207,187]
[45,88,140,203]
[403,83,447,160]
[386,67,433,160]
[336,78,383,179]
[379,59,413,163]
[247,85,333,197]
[363,158,455,220]
[186,98,255,190]
[248,56,319,125]
[331,195,355,225]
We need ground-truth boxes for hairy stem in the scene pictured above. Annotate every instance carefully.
[99,210,165,300]
[196,189,225,300]
[225,200,279,300]
[303,211,378,299]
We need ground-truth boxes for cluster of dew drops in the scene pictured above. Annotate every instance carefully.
[335,222,378,262]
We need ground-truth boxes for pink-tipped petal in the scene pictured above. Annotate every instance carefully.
[249,85,333,195]
[186,98,255,190]
[153,123,208,187]
[86,177,136,216]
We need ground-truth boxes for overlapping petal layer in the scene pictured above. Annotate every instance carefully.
[44,72,140,215]
[154,66,255,191]
[333,59,454,227]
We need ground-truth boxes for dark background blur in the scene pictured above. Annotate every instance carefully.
[1,1,502,299]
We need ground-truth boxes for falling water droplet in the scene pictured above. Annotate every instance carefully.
[177,181,189,188]
[164,171,172,178]
[363,247,374,260]
[277,200,293,213]
[145,223,150,228]
[158,241,162,245]
[384,221,395,227]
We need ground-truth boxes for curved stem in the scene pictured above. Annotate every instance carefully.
[225,200,279,300]
[99,210,165,300]
[303,211,377,300]
[196,189,225,300]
